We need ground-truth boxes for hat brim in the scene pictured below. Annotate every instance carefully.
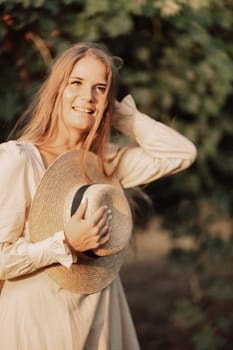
[29,149,132,294]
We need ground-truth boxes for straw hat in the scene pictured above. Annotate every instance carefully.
[29,149,133,294]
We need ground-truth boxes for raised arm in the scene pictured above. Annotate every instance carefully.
[111,95,197,188]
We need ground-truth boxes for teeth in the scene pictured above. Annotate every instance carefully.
[72,106,93,113]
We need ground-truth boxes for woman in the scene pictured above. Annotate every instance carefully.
[0,42,197,349]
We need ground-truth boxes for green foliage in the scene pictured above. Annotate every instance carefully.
[172,298,206,328]
[192,326,224,350]
[0,0,232,348]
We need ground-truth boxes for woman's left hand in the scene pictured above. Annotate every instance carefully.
[112,95,136,134]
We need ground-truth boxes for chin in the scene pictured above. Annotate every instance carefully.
[73,123,94,134]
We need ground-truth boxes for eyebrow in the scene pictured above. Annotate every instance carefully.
[69,76,107,86]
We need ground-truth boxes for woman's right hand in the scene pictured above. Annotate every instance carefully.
[64,198,112,253]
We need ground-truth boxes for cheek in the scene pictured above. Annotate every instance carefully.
[62,87,75,104]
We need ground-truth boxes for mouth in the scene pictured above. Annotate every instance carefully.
[72,106,94,115]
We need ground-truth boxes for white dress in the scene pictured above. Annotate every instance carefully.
[0,95,197,350]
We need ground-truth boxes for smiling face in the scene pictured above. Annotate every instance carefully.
[59,55,109,143]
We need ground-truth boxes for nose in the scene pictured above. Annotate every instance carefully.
[80,85,94,102]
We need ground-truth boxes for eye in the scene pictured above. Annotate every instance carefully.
[71,80,82,86]
[96,85,107,94]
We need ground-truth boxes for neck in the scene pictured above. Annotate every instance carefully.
[45,128,87,152]
[37,131,88,169]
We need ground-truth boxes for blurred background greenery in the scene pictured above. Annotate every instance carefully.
[0,0,232,349]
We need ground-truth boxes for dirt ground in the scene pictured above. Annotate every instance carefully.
[120,218,198,350]
[120,215,233,350]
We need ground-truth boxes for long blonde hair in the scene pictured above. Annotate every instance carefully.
[14,42,122,176]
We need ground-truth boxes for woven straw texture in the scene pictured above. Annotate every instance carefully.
[29,149,132,294]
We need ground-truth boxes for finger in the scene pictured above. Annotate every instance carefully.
[99,231,110,245]
[95,221,109,240]
[92,205,108,225]
[74,197,88,219]
[100,222,111,238]
[96,209,113,234]
[114,100,121,110]
[95,207,113,227]
[95,212,109,231]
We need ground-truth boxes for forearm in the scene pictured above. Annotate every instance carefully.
[0,232,74,280]
[114,105,197,164]
[112,95,197,188]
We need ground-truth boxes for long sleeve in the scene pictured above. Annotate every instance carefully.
[0,141,73,281]
[0,232,73,280]
[111,95,197,188]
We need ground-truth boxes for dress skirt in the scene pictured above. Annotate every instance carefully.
[0,272,140,350]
